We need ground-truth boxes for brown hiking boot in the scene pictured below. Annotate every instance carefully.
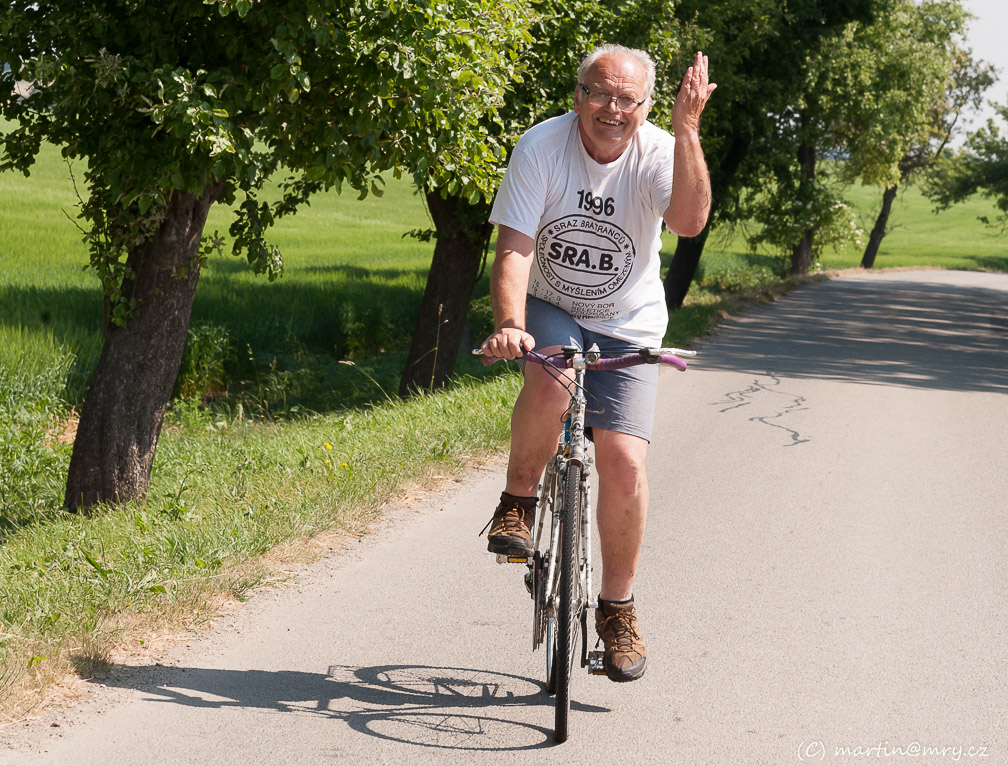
[485,492,535,556]
[595,597,647,682]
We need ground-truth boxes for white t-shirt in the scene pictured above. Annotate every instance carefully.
[489,112,676,346]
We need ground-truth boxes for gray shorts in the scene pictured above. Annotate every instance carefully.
[523,296,659,442]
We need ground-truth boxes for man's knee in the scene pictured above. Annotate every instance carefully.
[517,356,573,409]
[594,431,649,497]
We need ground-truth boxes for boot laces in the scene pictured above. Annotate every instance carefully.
[598,608,640,651]
[496,503,529,535]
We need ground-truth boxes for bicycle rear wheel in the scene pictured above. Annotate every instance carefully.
[554,461,582,743]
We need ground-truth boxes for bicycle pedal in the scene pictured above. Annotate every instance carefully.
[587,651,607,675]
[495,554,530,565]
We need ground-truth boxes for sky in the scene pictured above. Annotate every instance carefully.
[961,0,1008,130]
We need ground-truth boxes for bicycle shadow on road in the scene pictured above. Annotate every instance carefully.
[89,662,609,751]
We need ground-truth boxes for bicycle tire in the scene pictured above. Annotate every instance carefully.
[554,461,582,743]
[536,454,561,693]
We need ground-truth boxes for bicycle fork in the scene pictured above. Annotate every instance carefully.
[578,457,608,677]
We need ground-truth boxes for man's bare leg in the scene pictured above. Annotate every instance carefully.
[486,352,571,555]
[592,428,650,602]
[590,427,650,681]
[503,349,572,497]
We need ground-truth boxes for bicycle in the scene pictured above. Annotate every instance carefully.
[475,343,694,743]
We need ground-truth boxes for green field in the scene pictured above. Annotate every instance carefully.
[685,180,1008,273]
[1,132,1005,716]
[0,137,462,411]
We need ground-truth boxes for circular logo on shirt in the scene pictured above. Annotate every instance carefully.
[535,215,635,300]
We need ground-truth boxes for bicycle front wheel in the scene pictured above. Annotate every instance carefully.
[554,461,582,743]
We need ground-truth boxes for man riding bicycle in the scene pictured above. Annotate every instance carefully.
[480,44,715,682]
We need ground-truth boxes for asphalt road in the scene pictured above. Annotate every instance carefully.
[3,270,1006,765]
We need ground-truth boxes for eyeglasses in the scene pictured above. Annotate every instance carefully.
[579,84,647,113]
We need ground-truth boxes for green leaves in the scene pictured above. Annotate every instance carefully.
[211,0,254,18]
[81,547,121,581]
[1,0,533,308]
[925,103,1008,228]
[733,0,983,269]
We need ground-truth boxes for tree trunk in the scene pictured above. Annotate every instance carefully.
[791,231,813,276]
[660,132,749,310]
[663,225,710,310]
[790,139,816,276]
[399,189,491,397]
[65,183,223,510]
[860,183,899,269]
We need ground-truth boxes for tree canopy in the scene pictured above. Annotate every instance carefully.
[1,0,530,508]
[660,0,885,303]
[726,0,979,273]
[2,1,528,307]
[926,103,1008,229]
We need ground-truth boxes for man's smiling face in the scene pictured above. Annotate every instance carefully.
[574,53,651,165]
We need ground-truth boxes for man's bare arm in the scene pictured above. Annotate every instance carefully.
[664,51,716,238]
[480,225,536,360]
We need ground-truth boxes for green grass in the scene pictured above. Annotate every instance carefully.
[825,182,1008,269]
[2,125,1006,717]
[680,180,1008,274]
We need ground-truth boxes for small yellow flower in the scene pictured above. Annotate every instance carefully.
[324,442,333,450]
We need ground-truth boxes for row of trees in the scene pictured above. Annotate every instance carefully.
[406,0,999,393]
[0,0,1001,509]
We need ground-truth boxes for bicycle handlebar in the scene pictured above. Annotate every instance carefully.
[472,346,694,372]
